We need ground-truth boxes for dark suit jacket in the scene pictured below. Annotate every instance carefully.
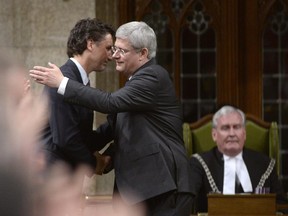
[63,58,193,204]
[190,146,287,213]
[42,59,113,170]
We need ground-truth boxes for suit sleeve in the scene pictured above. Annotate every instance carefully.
[50,88,98,167]
[63,68,159,113]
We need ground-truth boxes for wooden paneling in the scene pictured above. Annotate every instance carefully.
[117,0,280,117]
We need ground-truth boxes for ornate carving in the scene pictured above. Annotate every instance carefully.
[142,0,169,35]
[265,0,288,35]
[186,1,212,35]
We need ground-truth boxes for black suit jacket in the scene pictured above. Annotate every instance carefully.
[63,58,193,204]
[190,146,287,213]
[42,59,113,170]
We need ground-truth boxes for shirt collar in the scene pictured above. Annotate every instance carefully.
[70,57,89,85]
[223,151,243,161]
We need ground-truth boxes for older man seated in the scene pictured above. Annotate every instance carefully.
[190,105,288,213]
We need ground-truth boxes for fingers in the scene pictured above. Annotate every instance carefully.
[29,63,63,88]
[29,69,43,76]
[33,66,47,71]
[29,68,46,83]
[95,152,112,175]
[48,62,56,68]
[29,73,43,84]
[29,65,51,78]
[27,62,54,84]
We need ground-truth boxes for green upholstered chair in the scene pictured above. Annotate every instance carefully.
[183,113,280,174]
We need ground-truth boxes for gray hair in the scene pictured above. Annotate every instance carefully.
[116,21,157,59]
[212,105,246,128]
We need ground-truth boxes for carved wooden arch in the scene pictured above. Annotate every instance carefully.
[258,0,287,31]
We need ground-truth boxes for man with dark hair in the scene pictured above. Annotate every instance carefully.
[41,18,115,172]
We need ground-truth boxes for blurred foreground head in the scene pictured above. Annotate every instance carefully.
[0,53,47,170]
[0,54,146,216]
[0,54,86,216]
[0,53,47,216]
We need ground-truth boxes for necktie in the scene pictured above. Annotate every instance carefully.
[235,173,244,193]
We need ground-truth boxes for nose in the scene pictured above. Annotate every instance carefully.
[228,128,236,136]
[112,50,120,59]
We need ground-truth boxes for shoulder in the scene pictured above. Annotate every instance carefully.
[147,63,169,78]
[243,148,270,160]
[135,63,173,91]
[243,148,272,165]
[190,147,216,164]
[60,60,79,80]
[137,59,168,77]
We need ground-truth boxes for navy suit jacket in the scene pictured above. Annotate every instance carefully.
[62,58,193,204]
[42,59,113,170]
[190,146,287,213]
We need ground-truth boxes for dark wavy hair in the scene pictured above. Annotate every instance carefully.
[66,18,115,58]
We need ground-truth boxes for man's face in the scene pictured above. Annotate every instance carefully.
[112,38,142,77]
[90,34,114,72]
[212,112,246,156]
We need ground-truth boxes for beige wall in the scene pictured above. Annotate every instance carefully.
[0,0,119,195]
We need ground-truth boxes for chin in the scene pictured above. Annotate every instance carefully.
[116,66,124,72]
[225,148,241,156]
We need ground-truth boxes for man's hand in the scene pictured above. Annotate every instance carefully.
[94,152,112,175]
[29,62,64,88]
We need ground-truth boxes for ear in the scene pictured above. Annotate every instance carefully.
[87,39,94,51]
[139,48,149,60]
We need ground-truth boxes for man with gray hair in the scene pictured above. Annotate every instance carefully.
[30,21,193,216]
[189,105,287,213]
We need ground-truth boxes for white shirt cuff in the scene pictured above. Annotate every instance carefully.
[57,77,69,95]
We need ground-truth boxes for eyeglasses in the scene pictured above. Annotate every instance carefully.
[111,46,131,56]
